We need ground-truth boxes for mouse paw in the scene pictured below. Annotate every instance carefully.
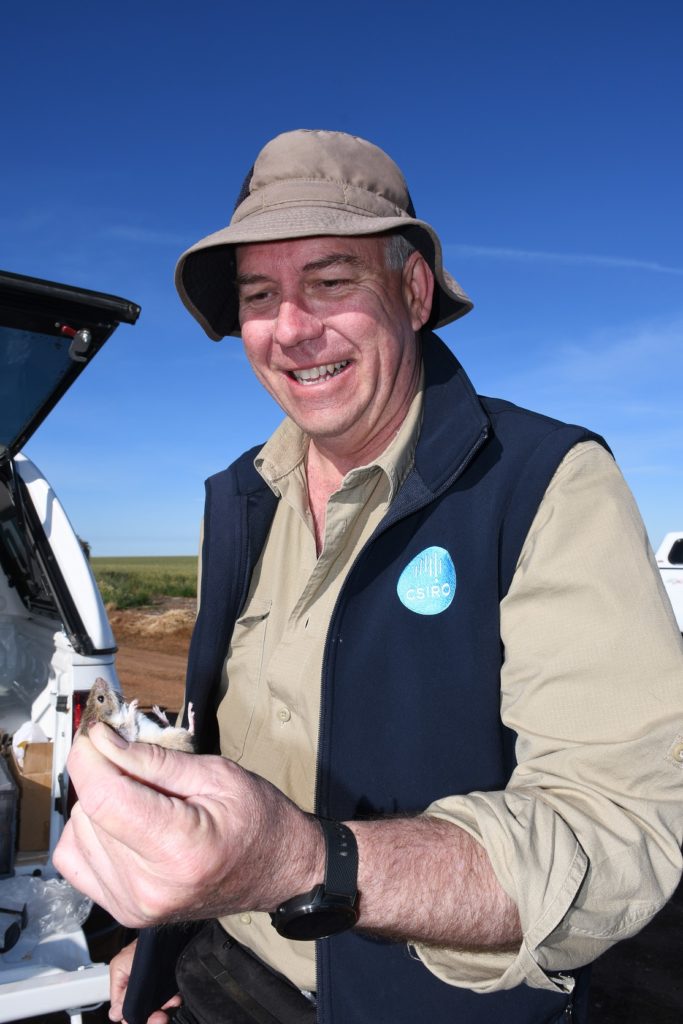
[152,705,171,726]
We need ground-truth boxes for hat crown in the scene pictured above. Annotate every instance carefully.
[237,129,414,219]
[176,128,473,340]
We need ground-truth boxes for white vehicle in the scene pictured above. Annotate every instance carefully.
[656,532,683,634]
[0,269,139,1022]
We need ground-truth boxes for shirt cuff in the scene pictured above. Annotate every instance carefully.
[414,795,588,993]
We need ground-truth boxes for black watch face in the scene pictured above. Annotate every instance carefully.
[282,904,358,941]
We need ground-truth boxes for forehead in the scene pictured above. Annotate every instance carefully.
[235,234,387,276]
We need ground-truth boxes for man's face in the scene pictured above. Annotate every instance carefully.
[236,235,431,463]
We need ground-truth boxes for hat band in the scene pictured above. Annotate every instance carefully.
[232,179,413,225]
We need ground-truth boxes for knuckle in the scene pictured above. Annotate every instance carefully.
[129,883,173,925]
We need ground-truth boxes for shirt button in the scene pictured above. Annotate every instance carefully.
[239,913,251,925]
[671,741,683,764]
[277,707,291,723]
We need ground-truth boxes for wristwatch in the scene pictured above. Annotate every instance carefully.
[270,818,359,940]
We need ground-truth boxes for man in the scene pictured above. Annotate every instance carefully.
[55,130,683,1024]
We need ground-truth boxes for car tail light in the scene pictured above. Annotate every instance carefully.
[71,689,89,736]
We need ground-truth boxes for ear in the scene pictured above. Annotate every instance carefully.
[401,252,435,331]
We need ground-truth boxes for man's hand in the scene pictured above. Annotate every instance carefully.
[55,723,520,953]
[108,939,182,1023]
[54,723,325,928]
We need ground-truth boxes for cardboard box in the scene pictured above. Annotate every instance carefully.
[10,743,53,853]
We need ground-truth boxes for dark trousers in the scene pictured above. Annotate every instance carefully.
[173,920,316,1024]
[172,919,591,1024]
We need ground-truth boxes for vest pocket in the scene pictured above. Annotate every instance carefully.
[217,600,271,761]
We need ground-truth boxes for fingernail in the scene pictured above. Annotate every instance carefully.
[106,727,129,749]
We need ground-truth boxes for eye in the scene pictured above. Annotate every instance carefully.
[240,289,273,305]
[97,694,105,703]
[318,278,348,289]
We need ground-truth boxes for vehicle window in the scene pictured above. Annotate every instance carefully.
[667,539,683,566]
[0,325,75,453]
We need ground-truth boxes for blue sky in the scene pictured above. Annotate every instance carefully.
[3,0,681,554]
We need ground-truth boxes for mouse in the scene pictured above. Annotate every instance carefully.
[78,677,196,753]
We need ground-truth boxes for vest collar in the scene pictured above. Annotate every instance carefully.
[413,332,490,495]
[230,332,489,501]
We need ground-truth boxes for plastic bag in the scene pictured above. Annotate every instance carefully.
[0,875,92,955]
[11,721,49,768]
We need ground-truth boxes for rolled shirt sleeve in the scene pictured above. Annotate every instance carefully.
[418,441,683,992]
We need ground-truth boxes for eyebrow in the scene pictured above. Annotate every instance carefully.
[236,252,366,289]
[236,272,272,288]
[301,252,366,273]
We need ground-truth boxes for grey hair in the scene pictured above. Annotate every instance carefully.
[384,231,416,270]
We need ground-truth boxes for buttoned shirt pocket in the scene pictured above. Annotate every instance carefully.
[218,600,271,761]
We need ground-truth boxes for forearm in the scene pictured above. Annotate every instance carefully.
[348,815,522,951]
[57,727,520,952]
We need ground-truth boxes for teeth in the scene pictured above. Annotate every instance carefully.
[292,360,349,383]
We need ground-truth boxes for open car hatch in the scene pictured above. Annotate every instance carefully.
[0,271,140,657]
[0,270,140,1021]
[0,269,140,460]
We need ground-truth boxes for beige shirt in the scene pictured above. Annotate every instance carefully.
[217,380,423,990]
[215,393,683,995]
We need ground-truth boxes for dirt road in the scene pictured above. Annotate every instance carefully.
[114,643,187,708]
[108,598,192,710]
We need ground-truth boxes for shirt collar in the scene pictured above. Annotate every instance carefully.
[254,364,425,503]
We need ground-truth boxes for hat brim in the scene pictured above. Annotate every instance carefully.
[175,206,472,340]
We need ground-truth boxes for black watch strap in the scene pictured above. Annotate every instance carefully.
[270,817,359,940]
[320,818,357,898]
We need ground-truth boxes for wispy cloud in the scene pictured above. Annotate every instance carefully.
[0,209,58,233]
[476,314,683,544]
[478,315,683,440]
[446,243,683,277]
[102,225,188,246]
[544,318,682,384]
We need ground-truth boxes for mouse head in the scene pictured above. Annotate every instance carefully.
[83,677,120,726]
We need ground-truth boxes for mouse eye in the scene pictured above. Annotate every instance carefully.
[97,694,105,703]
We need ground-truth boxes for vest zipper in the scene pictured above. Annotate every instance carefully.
[313,423,489,1021]
[315,421,489,815]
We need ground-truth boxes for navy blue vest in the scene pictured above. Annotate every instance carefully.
[126,334,604,1024]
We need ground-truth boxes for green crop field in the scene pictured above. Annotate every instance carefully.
[91,555,198,609]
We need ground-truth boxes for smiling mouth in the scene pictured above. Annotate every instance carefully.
[290,360,350,385]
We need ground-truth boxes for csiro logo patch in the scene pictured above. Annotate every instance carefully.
[397,546,456,616]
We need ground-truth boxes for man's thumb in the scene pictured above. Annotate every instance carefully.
[86,721,208,798]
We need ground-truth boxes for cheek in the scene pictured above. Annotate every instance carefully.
[324,309,387,353]
[326,287,409,343]
[241,332,271,375]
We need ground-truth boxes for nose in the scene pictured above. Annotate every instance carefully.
[273,299,324,348]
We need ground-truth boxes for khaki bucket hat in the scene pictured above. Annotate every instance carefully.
[175,129,473,340]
